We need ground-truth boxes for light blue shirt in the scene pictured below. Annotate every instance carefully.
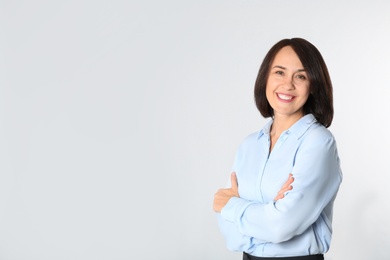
[217,114,342,257]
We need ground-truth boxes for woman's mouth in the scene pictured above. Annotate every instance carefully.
[277,93,294,101]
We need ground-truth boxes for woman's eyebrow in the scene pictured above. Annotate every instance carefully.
[272,65,306,72]
[272,65,286,70]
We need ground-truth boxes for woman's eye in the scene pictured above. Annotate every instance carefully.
[275,71,284,75]
[296,74,306,80]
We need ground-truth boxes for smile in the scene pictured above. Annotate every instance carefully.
[277,93,294,101]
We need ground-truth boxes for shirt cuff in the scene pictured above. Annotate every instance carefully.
[221,196,251,223]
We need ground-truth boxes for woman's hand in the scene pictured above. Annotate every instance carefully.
[213,172,239,213]
[274,174,294,201]
[213,173,293,212]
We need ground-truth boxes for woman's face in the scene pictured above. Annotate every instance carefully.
[266,46,310,120]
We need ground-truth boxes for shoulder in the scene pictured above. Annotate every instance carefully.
[301,123,338,149]
[234,130,262,154]
[238,119,272,147]
[306,122,334,138]
[237,131,260,148]
[243,131,261,142]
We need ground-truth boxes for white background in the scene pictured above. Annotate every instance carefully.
[1,1,389,259]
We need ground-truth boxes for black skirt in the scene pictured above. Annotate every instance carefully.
[243,252,324,260]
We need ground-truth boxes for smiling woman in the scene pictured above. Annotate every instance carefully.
[266,47,310,118]
[255,38,334,128]
[213,38,342,260]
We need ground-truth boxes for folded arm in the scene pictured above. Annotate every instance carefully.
[219,136,342,244]
[214,172,294,252]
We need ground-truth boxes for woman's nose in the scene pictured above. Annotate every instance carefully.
[281,76,295,90]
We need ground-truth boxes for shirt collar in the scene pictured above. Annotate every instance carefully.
[257,114,317,140]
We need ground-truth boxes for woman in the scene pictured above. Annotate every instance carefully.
[213,38,342,260]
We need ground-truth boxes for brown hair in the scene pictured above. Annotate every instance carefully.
[254,38,334,127]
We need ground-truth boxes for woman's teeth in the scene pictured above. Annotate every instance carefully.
[277,94,293,100]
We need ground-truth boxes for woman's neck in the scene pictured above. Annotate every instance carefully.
[269,114,303,152]
[270,113,304,137]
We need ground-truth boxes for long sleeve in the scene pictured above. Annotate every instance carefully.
[216,115,342,256]
[221,133,342,244]
[216,143,267,253]
[216,213,258,253]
